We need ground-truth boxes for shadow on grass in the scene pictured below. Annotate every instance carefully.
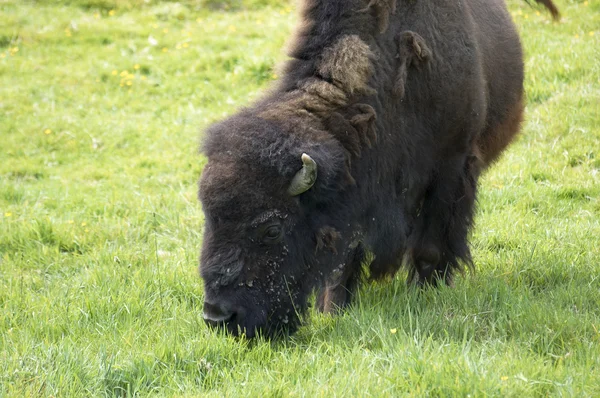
[281,268,600,357]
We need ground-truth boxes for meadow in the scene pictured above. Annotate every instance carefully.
[1,0,599,395]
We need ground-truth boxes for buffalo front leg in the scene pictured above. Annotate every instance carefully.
[408,152,481,286]
[316,244,365,314]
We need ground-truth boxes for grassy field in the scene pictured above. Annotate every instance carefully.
[1,0,599,396]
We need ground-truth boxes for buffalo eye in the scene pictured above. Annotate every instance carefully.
[261,223,283,244]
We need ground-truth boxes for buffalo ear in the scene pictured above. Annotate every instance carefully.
[288,153,318,196]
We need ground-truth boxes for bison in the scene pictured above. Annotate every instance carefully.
[198,0,559,337]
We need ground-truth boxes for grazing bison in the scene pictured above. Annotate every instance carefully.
[198,0,559,337]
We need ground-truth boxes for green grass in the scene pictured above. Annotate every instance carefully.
[1,0,599,396]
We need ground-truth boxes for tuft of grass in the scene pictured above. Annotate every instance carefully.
[1,0,599,396]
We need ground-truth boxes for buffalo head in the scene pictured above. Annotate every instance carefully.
[198,113,359,337]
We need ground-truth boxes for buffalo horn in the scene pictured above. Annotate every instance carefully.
[288,153,317,196]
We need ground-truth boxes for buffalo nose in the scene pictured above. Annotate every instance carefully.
[203,301,235,326]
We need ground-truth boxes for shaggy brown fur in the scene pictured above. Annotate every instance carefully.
[259,34,379,183]
[394,31,432,98]
[359,0,398,33]
[478,96,525,165]
[318,35,376,96]
[325,103,377,157]
[260,35,375,127]
[316,226,341,254]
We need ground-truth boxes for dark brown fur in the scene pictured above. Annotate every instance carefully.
[198,0,560,337]
[394,30,432,98]
[359,0,398,33]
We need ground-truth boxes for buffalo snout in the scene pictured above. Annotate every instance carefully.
[202,296,262,337]
[202,299,238,326]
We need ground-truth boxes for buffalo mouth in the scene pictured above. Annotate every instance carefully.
[202,299,302,339]
[202,300,240,327]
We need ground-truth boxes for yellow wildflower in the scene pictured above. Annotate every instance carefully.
[44,129,52,135]
[163,28,169,33]
[134,64,140,70]
[81,222,87,226]
[575,34,580,39]
[120,70,128,77]
[94,12,100,19]
[4,212,12,217]
[112,70,118,75]
[501,376,509,381]
[196,17,202,23]
[126,81,132,86]
[141,75,147,80]
[390,328,397,334]
[228,25,236,32]
[67,220,74,224]
[182,42,189,48]
[176,43,181,49]
[162,47,168,53]
[0,53,5,58]
[584,1,588,5]
[108,10,115,16]
[152,23,158,28]
[590,31,595,37]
